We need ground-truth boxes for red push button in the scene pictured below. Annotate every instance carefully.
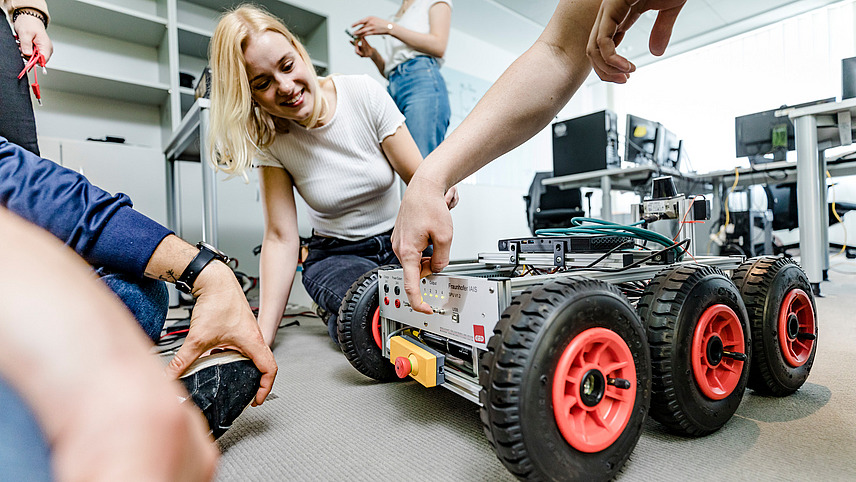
[394,356,412,378]
[384,297,389,305]
[395,299,401,308]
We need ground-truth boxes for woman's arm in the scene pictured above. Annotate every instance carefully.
[382,123,459,208]
[257,166,301,346]
[353,37,386,77]
[353,2,451,59]
[381,123,422,185]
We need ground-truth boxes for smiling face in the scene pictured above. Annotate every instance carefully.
[243,30,315,124]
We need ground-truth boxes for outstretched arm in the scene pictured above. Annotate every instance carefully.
[0,208,218,481]
[392,0,602,313]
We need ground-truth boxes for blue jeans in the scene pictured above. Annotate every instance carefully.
[98,270,169,342]
[0,375,53,482]
[302,230,399,343]
[387,56,451,158]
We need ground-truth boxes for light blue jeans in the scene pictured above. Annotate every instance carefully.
[387,56,451,158]
[0,375,53,482]
[0,273,167,480]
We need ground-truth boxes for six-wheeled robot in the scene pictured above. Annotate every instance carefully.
[335,178,818,481]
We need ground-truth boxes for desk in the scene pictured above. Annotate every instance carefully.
[542,164,681,221]
[698,159,856,252]
[163,98,219,245]
[785,98,856,293]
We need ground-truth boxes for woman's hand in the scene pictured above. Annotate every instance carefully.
[353,37,375,58]
[352,16,394,37]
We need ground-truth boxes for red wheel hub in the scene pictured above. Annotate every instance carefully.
[552,327,636,453]
[691,304,745,400]
[778,289,816,367]
[371,307,382,349]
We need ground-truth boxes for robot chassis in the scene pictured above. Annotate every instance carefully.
[336,181,818,481]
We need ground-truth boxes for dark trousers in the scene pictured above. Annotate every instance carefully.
[0,19,39,156]
[301,229,398,342]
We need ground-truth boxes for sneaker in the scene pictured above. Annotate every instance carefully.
[179,351,262,439]
[311,301,332,326]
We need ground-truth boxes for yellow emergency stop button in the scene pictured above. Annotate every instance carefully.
[389,335,445,387]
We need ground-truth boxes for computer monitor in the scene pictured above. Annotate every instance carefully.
[735,98,836,164]
[552,110,620,176]
[844,56,856,100]
[655,126,682,170]
[625,114,659,165]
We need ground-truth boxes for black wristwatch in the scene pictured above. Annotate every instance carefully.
[175,242,230,294]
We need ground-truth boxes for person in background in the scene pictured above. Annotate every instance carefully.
[0,207,219,482]
[1,0,52,155]
[207,5,457,347]
[390,0,688,313]
[351,0,452,157]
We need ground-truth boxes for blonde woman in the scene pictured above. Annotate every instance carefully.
[208,5,457,347]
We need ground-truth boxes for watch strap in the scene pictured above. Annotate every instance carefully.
[176,244,224,294]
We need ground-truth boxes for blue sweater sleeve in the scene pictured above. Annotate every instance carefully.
[0,137,173,277]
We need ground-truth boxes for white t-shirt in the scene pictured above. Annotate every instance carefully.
[255,75,406,241]
[382,0,452,77]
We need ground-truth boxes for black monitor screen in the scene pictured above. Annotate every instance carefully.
[552,110,620,176]
[625,114,658,165]
[655,127,682,170]
[735,98,835,163]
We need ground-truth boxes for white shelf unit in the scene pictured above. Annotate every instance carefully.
[174,0,329,118]
[39,0,328,147]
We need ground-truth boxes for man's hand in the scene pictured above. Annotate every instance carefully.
[444,185,459,210]
[392,175,453,314]
[13,13,53,62]
[164,262,277,406]
[586,0,686,83]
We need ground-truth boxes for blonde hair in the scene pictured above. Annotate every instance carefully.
[208,4,326,178]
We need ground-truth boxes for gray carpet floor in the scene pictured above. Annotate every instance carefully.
[214,259,856,481]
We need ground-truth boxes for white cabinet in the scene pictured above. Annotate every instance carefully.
[41,137,167,226]
[36,0,328,147]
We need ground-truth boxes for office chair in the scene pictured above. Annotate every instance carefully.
[764,183,856,231]
[524,172,586,236]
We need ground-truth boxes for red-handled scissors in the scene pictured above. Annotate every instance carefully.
[17,44,47,106]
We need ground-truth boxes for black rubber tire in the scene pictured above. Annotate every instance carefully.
[731,256,817,396]
[637,264,751,436]
[480,278,650,482]
[338,267,397,381]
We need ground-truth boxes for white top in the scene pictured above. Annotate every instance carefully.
[382,0,452,77]
[255,75,406,241]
